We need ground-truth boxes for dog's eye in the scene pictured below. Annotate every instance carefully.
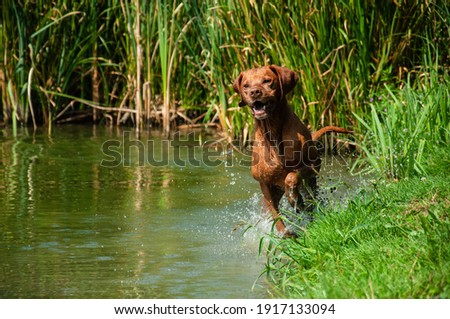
[262,79,272,85]
[243,83,249,89]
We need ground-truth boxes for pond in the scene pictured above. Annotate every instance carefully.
[0,125,362,298]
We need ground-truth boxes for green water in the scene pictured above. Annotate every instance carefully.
[0,125,362,298]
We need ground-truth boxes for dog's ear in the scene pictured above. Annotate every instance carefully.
[269,65,298,97]
[232,73,242,94]
[232,73,247,107]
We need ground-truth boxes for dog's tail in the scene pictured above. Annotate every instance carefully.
[312,126,352,140]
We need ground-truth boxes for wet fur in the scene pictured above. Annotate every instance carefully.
[233,65,351,236]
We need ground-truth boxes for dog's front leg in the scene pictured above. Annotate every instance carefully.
[258,182,292,235]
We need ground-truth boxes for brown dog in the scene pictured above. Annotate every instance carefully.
[233,65,351,236]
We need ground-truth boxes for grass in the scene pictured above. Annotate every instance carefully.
[262,145,450,298]
[353,70,450,179]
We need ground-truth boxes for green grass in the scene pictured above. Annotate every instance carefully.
[262,145,450,298]
[353,70,450,179]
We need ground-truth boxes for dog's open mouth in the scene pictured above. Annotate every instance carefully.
[251,101,269,120]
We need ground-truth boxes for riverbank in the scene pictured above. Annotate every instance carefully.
[265,144,450,298]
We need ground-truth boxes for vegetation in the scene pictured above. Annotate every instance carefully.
[263,144,450,298]
[354,69,449,179]
[1,1,449,139]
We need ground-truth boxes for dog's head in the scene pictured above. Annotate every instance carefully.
[233,65,298,120]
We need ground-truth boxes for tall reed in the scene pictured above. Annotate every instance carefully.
[1,0,448,140]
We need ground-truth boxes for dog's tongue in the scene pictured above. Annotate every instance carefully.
[252,102,266,116]
[252,103,268,119]
[253,108,266,116]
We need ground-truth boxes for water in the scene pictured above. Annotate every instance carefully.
[0,125,362,298]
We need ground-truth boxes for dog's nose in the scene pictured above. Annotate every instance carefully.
[250,88,261,98]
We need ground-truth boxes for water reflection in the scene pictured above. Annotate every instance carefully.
[0,126,266,298]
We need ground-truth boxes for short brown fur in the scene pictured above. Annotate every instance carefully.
[233,65,351,236]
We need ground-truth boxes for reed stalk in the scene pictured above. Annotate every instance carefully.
[7,81,17,136]
[157,0,171,135]
[134,0,143,135]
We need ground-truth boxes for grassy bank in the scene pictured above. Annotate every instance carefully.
[263,144,450,298]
